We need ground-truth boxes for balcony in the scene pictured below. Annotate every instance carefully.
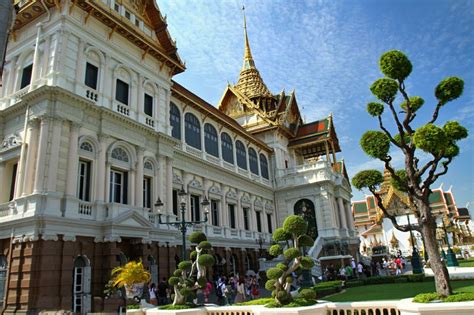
[274,160,342,189]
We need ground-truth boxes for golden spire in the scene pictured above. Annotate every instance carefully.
[235,6,273,100]
[242,6,255,71]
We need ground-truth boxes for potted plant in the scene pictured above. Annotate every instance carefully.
[111,260,151,300]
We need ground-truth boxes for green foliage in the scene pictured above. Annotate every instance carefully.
[196,277,207,288]
[435,77,464,104]
[159,303,197,310]
[286,276,293,284]
[266,267,284,280]
[413,123,448,154]
[394,133,411,146]
[345,280,364,288]
[299,288,317,300]
[443,292,474,302]
[269,244,283,257]
[284,248,300,260]
[283,215,308,236]
[406,274,426,282]
[400,96,424,112]
[276,290,292,304]
[173,270,182,277]
[235,297,274,306]
[197,254,215,267]
[298,235,314,247]
[272,228,291,242]
[190,251,197,260]
[314,280,343,289]
[391,169,409,192]
[412,292,440,303]
[300,256,314,270]
[360,130,391,159]
[266,298,317,308]
[265,279,276,291]
[352,169,384,190]
[443,121,468,141]
[126,304,140,310]
[188,231,207,244]
[179,287,194,297]
[276,263,288,271]
[198,241,211,250]
[367,102,384,117]
[177,261,192,271]
[168,276,180,286]
[370,78,399,103]
[379,50,412,81]
[444,143,460,158]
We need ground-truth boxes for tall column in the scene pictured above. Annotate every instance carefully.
[21,119,40,196]
[46,119,63,192]
[130,167,136,207]
[33,117,51,193]
[75,38,85,93]
[135,148,144,207]
[345,202,356,233]
[337,197,348,230]
[236,190,243,230]
[166,157,173,215]
[96,135,108,202]
[157,155,165,210]
[65,122,80,196]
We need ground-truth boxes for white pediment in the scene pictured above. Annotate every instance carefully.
[112,210,154,228]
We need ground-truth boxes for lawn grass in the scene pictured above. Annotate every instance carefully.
[459,258,474,268]
[325,279,474,302]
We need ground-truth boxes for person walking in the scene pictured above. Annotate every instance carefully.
[234,277,246,303]
[157,277,168,305]
[148,283,158,306]
[204,280,212,303]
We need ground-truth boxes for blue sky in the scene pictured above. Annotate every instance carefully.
[158,0,474,208]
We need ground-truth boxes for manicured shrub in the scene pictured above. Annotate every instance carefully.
[266,215,315,306]
[413,292,439,303]
[345,280,364,288]
[299,288,316,300]
[443,292,474,302]
[167,232,214,305]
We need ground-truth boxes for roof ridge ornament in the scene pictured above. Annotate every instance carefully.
[242,5,255,71]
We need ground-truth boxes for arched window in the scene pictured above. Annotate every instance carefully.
[170,103,181,140]
[236,140,247,170]
[80,141,94,153]
[111,147,129,162]
[249,148,259,175]
[260,154,269,179]
[204,123,218,157]
[221,132,234,164]
[185,113,201,149]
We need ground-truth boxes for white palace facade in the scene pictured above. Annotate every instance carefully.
[0,0,357,313]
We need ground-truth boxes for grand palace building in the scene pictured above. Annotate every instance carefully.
[0,1,358,313]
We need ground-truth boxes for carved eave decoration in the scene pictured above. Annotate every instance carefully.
[12,0,57,35]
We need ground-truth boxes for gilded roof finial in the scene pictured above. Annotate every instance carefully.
[242,6,255,71]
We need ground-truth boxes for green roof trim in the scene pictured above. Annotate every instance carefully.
[354,202,368,214]
[429,190,442,204]
[444,193,453,206]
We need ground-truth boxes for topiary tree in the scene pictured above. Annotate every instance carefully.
[353,50,468,297]
[265,215,315,305]
[168,231,215,305]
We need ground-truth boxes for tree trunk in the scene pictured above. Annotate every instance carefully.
[418,201,452,297]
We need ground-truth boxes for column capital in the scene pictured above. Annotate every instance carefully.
[69,120,82,132]
[98,133,110,143]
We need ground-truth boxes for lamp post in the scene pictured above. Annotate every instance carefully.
[441,214,459,267]
[405,210,423,274]
[154,185,210,261]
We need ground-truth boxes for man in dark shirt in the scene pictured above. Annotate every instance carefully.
[157,277,169,305]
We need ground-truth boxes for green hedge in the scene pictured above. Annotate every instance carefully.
[413,292,474,303]
[345,280,364,288]
[313,280,343,298]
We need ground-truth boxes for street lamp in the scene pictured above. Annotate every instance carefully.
[154,185,210,261]
[441,213,459,267]
[405,210,423,274]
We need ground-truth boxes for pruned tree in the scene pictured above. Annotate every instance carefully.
[265,215,316,305]
[167,231,215,305]
[352,50,468,297]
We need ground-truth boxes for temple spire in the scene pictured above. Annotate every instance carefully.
[242,6,255,70]
[235,6,272,99]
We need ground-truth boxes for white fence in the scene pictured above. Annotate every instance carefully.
[135,299,474,315]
